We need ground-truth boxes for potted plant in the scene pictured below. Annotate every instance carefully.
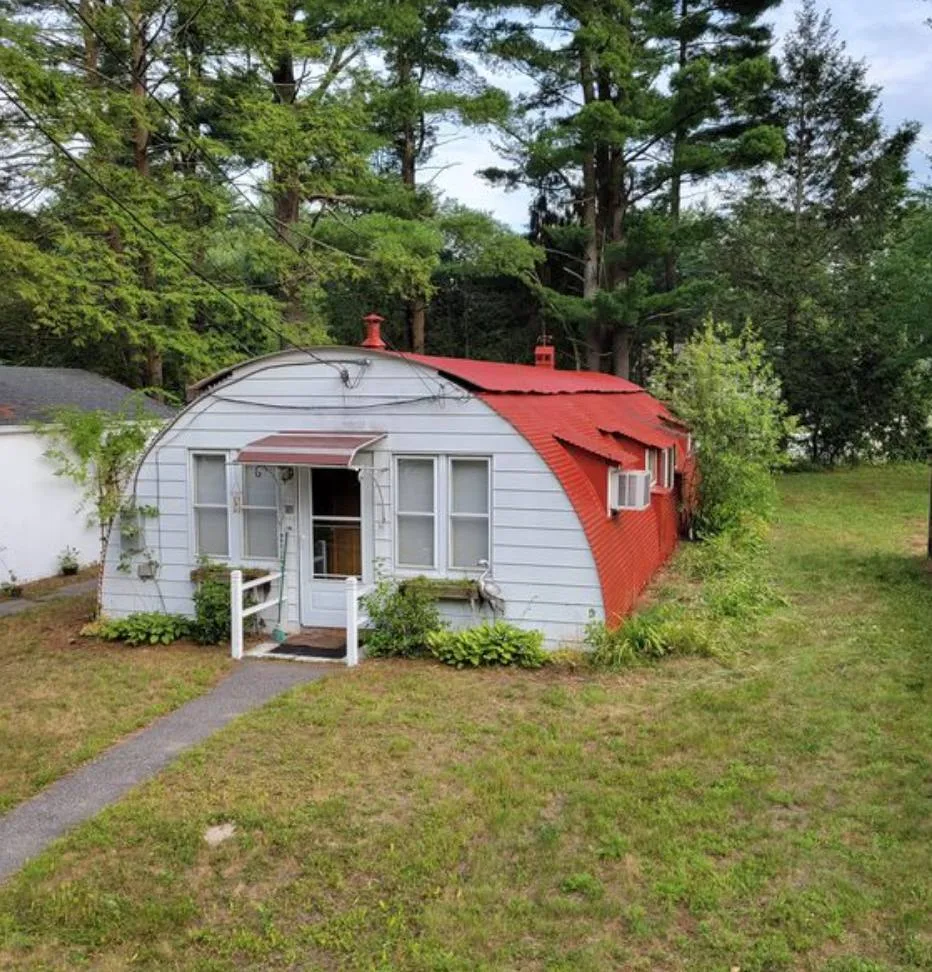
[1,570,22,599]
[59,546,81,576]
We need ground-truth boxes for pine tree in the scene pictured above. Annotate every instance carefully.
[475,0,781,376]
[705,0,921,462]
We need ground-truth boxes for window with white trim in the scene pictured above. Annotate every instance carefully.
[449,458,490,568]
[660,446,675,489]
[193,453,229,557]
[396,457,436,568]
[242,466,279,559]
[646,448,659,486]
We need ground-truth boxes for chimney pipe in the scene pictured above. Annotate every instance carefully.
[534,334,555,369]
[361,312,386,350]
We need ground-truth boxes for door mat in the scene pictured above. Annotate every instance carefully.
[267,643,346,660]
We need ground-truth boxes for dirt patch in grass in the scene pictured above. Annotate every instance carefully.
[0,593,232,812]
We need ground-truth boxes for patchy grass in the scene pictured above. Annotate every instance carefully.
[0,595,232,813]
[1,465,930,971]
[0,565,98,602]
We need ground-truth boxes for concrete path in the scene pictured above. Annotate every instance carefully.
[0,660,330,881]
[0,578,97,618]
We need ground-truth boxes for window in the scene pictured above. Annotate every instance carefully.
[660,446,675,489]
[646,448,659,486]
[609,469,652,511]
[193,454,229,557]
[449,458,490,568]
[242,466,279,559]
[396,457,436,568]
[312,468,361,578]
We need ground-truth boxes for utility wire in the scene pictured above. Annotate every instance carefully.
[57,0,369,270]
[0,78,349,376]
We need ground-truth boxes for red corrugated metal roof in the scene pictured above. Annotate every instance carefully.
[396,352,693,625]
[236,432,385,467]
[403,353,643,394]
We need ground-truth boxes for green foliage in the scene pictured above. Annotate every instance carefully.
[88,613,191,647]
[696,2,926,464]
[650,321,796,535]
[428,621,547,669]
[58,547,80,574]
[588,519,781,671]
[39,402,162,615]
[360,577,444,658]
[192,579,233,646]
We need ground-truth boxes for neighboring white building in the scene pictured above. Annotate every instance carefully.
[0,366,173,583]
[100,320,693,651]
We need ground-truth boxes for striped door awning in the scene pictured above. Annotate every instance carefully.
[235,431,386,467]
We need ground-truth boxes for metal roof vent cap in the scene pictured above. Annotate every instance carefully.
[361,312,386,350]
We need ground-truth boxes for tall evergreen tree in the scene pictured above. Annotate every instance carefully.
[475,0,780,376]
[704,0,922,462]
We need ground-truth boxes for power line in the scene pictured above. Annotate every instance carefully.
[0,78,350,379]
[56,0,369,271]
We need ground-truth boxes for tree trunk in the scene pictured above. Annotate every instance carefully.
[665,0,689,303]
[396,52,427,352]
[270,50,305,325]
[129,0,149,179]
[580,52,602,372]
[408,298,426,354]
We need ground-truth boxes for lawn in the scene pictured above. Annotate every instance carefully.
[0,465,929,971]
[0,594,232,813]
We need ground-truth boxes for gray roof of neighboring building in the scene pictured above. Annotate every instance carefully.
[0,366,175,425]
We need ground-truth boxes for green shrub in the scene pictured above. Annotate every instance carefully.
[428,621,547,669]
[89,612,191,647]
[649,321,796,536]
[361,577,444,658]
[192,578,232,645]
[586,607,720,670]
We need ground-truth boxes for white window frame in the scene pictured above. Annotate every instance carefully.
[658,446,675,490]
[608,468,652,512]
[240,464,280,562]
[191,451,230,560]
[646,448,659,486]
[394,455,439,571]
[447,456,491,571]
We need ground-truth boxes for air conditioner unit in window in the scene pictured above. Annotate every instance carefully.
[609,469,652,512]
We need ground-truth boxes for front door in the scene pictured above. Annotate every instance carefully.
[298,467,365,628]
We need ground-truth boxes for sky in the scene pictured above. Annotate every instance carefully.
[429,0,932,231]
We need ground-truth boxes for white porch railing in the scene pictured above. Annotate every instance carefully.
[230,569,284,660]
[345,575,372,667]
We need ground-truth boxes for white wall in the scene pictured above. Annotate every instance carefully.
[100,349,605,646]
[0,427,100,582]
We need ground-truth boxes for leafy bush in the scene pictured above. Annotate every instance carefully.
[428,621,547,669]
[361,577,444,658]
[87,612,191,647]
[649,321,796,536]
[193,578,232,645]
[586,607,719,671]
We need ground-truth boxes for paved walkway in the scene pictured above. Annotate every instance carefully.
[0,661,330,881]
[0,578,97,618]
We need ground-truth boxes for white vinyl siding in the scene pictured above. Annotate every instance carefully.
[242,465,278,559]
[193,453,229,557]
